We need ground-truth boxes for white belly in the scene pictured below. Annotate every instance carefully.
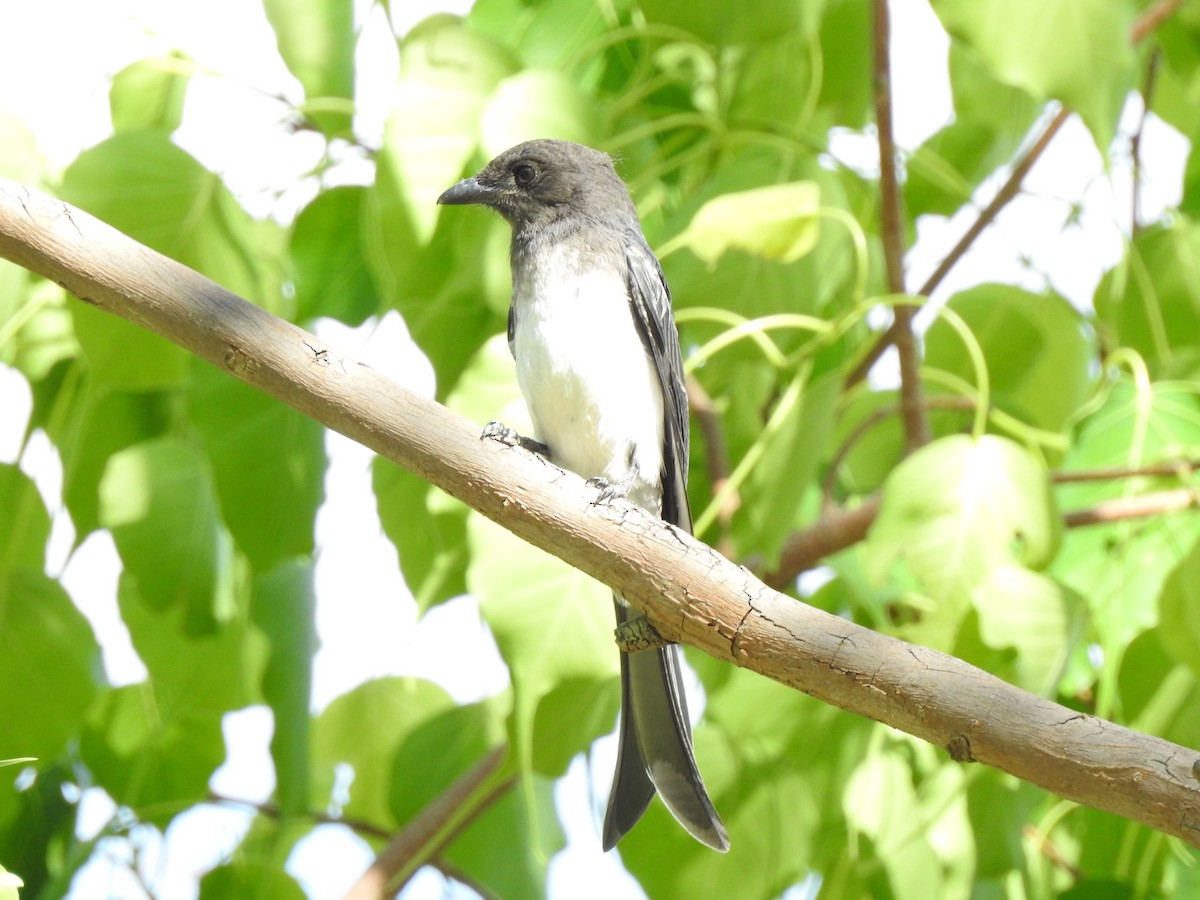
[512,245,664,513]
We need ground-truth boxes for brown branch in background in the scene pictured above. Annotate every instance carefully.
[846,106,1072,388]
[1130,0,1184,43]
[769,474,1200,586]
[344,746,511,900]
[1052,458,1198,483]
[765,498,880,589]
[1062,488,1198,528]
[847,0,1183,390]
[687,373,738,556]
[206,791,393,842]
[1131,49,1162,238]
[871,0,930,450]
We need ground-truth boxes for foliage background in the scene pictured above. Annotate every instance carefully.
[2,0,1200,897]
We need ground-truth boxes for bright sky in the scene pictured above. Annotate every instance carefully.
[0,0,1188,898]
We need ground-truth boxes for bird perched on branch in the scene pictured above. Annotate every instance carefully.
[438,139,729,852]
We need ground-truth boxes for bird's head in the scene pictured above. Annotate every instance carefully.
[437,139,634,233]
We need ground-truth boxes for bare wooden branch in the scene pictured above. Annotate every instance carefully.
[871,0,929,449]
[2,180,1198,849]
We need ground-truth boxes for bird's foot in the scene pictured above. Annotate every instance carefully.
[614,616,670,652]
[481,420,550,457]
[586,473,635,504]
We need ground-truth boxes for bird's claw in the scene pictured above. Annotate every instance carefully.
[481,421,550,457]
[614,616,670,652]
[587,474,634,504]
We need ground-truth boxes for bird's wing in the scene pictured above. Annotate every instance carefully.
[621,230,692,534]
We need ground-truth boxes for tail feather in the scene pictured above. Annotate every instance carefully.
[601,599,729,852]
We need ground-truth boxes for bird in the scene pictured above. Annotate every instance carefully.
[438,139,729,852]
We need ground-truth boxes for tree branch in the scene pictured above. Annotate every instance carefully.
[343,746,511,900]
[871,0,929,449]
[2,180,1198,848]
[847,0,1184,390]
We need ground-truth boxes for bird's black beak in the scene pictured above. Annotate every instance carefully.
[437,176,493,206]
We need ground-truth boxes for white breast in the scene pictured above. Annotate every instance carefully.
[511,241,664,513]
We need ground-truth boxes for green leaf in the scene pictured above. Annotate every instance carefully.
[925,283,1096,435]
[670,182,820,267]
[843,751,945,896]
[0,764,76,895]
[99,438,225,627]
[389,700,507,824]
[728,31,821,133]
[469,0,609,75]
[60,131,284,310]
[466,511,616,781]
[187,362,326,571]
[1052,380,1200,646]
[198,863,306,900]
[479,69,602,157]
[27,367,171,539]
[530,677,616,777]
[971,566,1072,692]
[110,53,192,134]
[0,465,49,573]
[373,459,469,614]
[637,0,817,45]
[666,149,860,324]
[1158,538,1200,678]
[290,187,378,324]
[69,294,188,391]
[381,16,517,245]
[312,677,455,828]
[0,573,100,761]
[80,682,225,826]
[263,0,354,136]
[931,0,1136,149]
[252,561,316,816]
[0,113,44,183]
[741,369,840,563]
[815,0,872,129]
[1094,221,1200,378]
[118,574,266,715]
[866,435,1060,605]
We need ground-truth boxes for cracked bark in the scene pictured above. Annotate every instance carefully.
[2,179,1199,850]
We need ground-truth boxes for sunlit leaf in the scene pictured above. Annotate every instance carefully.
[931,0,1136,148]
[263,0,354,135]
[110,53,192,134]
[867,435,1060,604]
[0,574,100,761]
[671,182,820,267]
[312,677,455,828]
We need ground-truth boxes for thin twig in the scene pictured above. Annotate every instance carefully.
[767,484,1198,584]
[846,106,1072,387]
[1130,0,1184,43]
[1063,488,1197,528]
[764,497,880,588]
[1053,458,1198,483]
[205,791,393,841]
[871,0,930,449]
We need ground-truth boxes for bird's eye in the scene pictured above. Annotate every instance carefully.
[513,163,537,187]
